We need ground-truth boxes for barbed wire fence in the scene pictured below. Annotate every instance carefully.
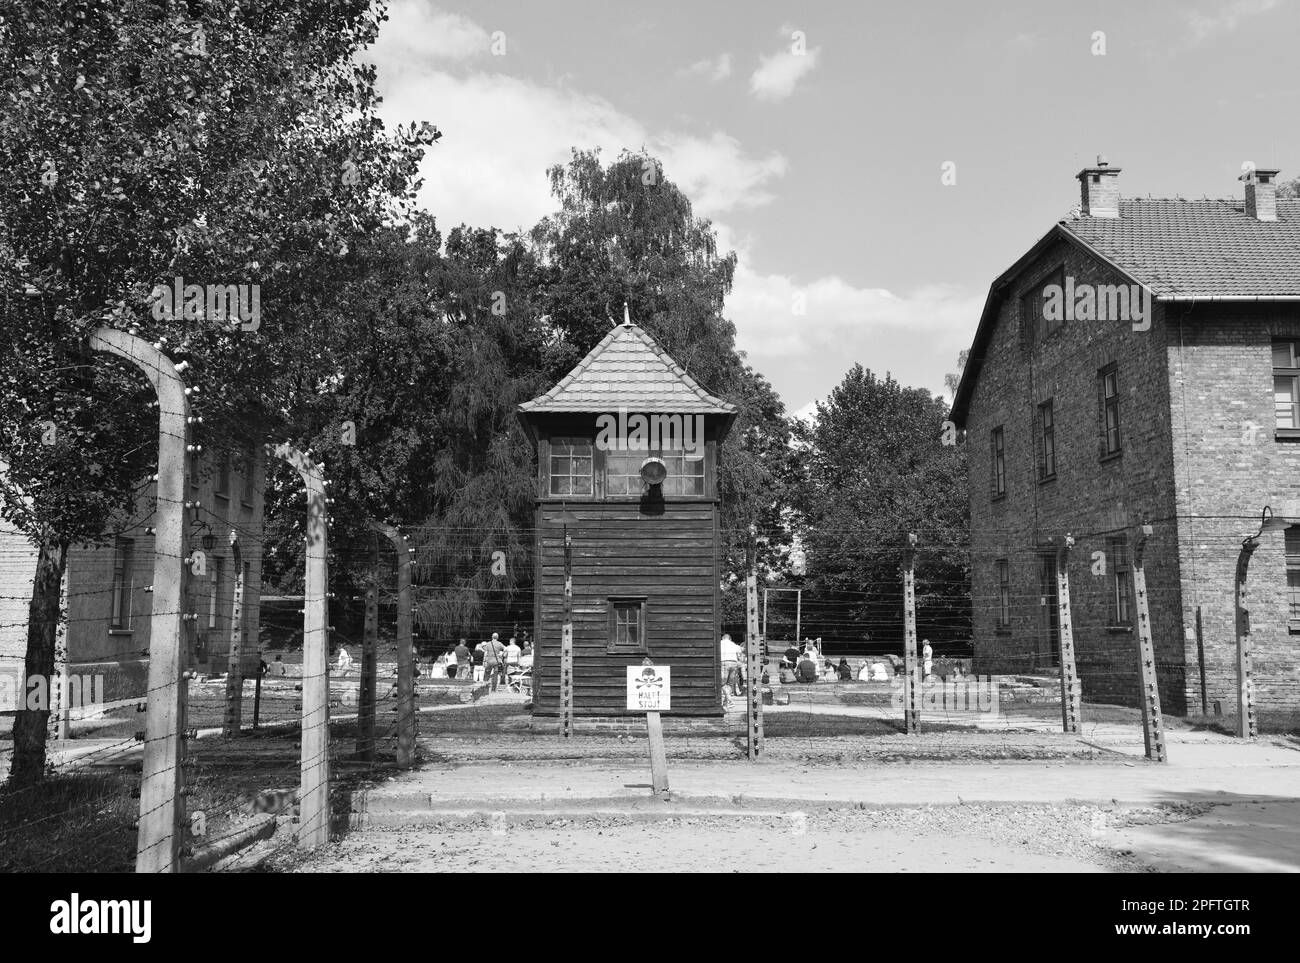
[2,330,1297,871]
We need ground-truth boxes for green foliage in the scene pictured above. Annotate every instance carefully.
[789,364,970,642]
[0,0,436,547]
[532,149,794,573]
[260,217,552,640]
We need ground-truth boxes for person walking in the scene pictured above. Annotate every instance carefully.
[922,638,934,679]
[719,633,743,705]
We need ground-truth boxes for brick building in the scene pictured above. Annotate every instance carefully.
[0,447,264,714]
[951,160,1300,716]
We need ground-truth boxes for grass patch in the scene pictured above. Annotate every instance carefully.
[0,771,137,873]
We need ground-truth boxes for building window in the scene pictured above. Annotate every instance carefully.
[110,538,134,631]
[1286,527,1300,620]
[209,556,225,631]
[1022,267,1066,346]
[1100,364,1121,456]
[991,426,1006,498]
[1274,341,1300,429]
[1037,400,1056,480]
[608,597,646,652]
[996,559,1011,628]
[1109,536,1131,625]
[549,438,593,496]
[605,448,706,496]
[215,451,231,498]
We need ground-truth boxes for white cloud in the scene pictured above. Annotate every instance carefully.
[725,264,982,404]
[680,52,732,82]
[368,4,972,413]
[791,400,819,425]
[1184,0,1281,44]
[369,3,492,68]
[374,68,786,232]
[749,44,820,101]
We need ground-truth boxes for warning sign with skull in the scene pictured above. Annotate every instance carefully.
[626,665,671,711]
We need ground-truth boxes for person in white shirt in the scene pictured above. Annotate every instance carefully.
[922,639,934,679]
[335,646,353,673]
[720,633,744,701]
[504,636,522,665]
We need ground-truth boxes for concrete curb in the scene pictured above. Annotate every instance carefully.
[184,813,278,872]
[346,787,1300,827]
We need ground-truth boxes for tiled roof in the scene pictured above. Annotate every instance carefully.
[1061,198,1300,298]
[519,319,736,415]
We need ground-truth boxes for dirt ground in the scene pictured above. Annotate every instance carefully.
[284,804,1208,873]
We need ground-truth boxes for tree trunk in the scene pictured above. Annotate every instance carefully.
[8,539,68,787]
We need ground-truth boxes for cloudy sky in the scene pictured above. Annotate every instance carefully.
[367,0,1300,418]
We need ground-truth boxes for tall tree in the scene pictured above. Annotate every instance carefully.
[531,149,794,580]
[790,365,969,644]
[261,217,553,643]
[0,0,436,784]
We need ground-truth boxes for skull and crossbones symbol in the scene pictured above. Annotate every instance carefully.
[635,667,663,690]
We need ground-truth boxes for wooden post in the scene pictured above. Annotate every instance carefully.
[901,533,920,733]
[1055,534,1081,734]
[272,444,331,847]
[745,532,763,760]
[640,654,670,794]
[1132,524,1167,762]
[369,521,416,768]
[91,327,188,874]
[646,710,669,794]
[357,567,378,761]
[560,528,574,738]
[1233,537,1260,740]
[222,538,245,738]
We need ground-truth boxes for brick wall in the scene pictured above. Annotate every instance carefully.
[1165,302,1300,714]
[7,447,266,702]
[964,236,1187,712]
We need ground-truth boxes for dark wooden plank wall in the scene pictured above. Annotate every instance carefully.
[532,502,721,716]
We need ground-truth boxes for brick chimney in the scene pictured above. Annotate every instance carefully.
[1243,166,1280,222]
[1076,155,1122,218]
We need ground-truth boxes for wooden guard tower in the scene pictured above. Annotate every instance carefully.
[517,309,737,716]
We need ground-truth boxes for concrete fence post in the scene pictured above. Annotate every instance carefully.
[901,532,920,734]
[270,443,331,847]
[745,530,763,760]
[1055,534,1082,734]
[1233,536,1261,740]
[368,521,416,767]
[1131,524,1167,762]
[90,327,188,873]
[222,536,245,738]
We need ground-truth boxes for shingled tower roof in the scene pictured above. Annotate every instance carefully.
[519,309,736,416]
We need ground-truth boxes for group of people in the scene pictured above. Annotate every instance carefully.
[778,639,851,684]
[436,633,532,691]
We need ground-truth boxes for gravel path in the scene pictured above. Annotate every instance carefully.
[283,803,1209,873]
